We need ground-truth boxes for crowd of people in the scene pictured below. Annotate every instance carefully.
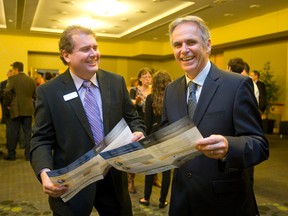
[0,15,269,216]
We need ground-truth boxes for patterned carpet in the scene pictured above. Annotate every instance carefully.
[0,124,287,215]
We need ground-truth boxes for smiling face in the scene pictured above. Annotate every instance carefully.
[62,33,100,80]
[171,22,211,79]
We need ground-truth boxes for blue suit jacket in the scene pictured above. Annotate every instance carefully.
[30,69,145,215]
[162,63,269,216]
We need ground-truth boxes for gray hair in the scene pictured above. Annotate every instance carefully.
[168,16,211,47]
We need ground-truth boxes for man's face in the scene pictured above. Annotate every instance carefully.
[250,72,258,82]
[171,22,211,79]
[62,33,100,80]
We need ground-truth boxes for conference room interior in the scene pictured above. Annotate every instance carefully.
[0,0,288,215]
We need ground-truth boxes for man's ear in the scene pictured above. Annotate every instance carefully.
[61,50,70,64]
[206,39,212,54]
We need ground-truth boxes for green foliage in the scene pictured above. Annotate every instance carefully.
[259,62,280,118]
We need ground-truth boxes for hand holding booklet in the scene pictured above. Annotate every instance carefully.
[47,116,203,202]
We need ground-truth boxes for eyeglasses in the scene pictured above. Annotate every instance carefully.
[141,75,152,79]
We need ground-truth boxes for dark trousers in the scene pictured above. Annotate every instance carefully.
[7,116,32,159]
[144,170,171,203]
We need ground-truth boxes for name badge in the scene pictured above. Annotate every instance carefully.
[63,92,78,101]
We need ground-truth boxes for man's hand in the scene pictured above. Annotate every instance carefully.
[131,131,145,142]
[40,170,68,198]
[195,135,228,160]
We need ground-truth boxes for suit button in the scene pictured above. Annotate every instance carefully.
[185,172,192,178]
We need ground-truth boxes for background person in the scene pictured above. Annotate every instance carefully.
[162,15,269,216]
[4,62,36,161]
[251,70,267,113]
[139,70,172,209]
[30,25,145,216]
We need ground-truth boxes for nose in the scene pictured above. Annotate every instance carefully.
[89,48,98,56]
[181,43,189,53]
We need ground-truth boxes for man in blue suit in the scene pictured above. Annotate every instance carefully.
[30,25,145,215]
[162,16,269,216]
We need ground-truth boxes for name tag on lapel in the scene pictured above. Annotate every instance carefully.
[63,92,78,101]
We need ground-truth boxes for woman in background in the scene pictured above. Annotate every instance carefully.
[139,70,172,208]
[128,67,153,193]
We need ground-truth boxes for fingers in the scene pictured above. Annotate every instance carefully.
[196,135,228,159]
[40,170,68,198]
[131,132,145,142]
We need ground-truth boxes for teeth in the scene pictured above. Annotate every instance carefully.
[181,56,193,61]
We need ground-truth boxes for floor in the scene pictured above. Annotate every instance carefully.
[0,124,287,215]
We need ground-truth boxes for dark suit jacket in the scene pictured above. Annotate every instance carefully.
[256,80,267,113]
[30,69,145,216]
[0,79,8,123]
[162,63,269,216]
[4,73,36,119]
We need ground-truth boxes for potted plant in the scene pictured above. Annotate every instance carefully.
[259,62,280,133]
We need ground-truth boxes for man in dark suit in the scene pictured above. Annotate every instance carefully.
[251,70,267,113]
[162,16,269,216]
[4,62,36,161]
[30,25,145,216]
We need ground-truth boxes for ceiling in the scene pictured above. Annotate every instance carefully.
[1,0,288,42]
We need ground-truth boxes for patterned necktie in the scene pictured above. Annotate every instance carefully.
[82,81,104,145]
[188,81,198,120]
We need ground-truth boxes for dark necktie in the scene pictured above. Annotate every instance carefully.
[188,81,198,120]
[82,81,104,145]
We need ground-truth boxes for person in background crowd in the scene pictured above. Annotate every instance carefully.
[128,76,138,91]
[128,67,162,193]
[44,71,54,82]
[139,70,172,209]
[30,25,145,216]
[4,62,36,161]
[250,70,267,113]
[0,70,14,124]
[34,74,45,87]
[227,58,259,105]
[129,67,153,120]
[162,15,269,216]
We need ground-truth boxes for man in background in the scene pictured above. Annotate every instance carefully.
[4,62,36,161]
[227,58,259,105]
[251,70,267,113]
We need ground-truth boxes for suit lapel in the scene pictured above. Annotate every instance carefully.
[178,77,189,117]
[60,70,94,142]
[97,69,110,135]
[194,64,220,125]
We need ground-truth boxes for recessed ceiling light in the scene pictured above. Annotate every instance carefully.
[121,18,128,22]
[250,4,260,9]
[135,10,146,13]
[213,0,229,4]
[61,1,75,5]
[85,0,128,17]
[61,11,68,15]
[50,19,63,23]
[224,13,233,17]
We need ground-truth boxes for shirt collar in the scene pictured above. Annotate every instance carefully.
[186,61,211,87]
[70,70,98,91]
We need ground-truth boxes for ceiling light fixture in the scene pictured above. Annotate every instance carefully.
[68,17,104,29]
[250,4,260,9]
[85,0,128,17]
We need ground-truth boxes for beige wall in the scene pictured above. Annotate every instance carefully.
[0,7,287,121]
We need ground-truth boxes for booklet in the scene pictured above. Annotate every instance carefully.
[47,116,202,202]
